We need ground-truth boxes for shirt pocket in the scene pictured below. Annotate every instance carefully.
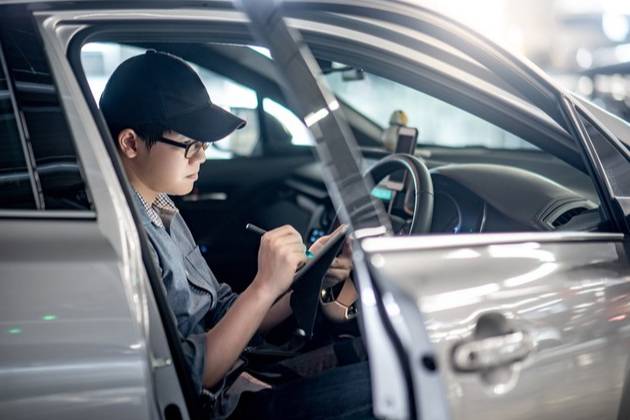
[184,246,215,296]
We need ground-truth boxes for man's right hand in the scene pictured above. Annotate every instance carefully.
[253,225,307,299]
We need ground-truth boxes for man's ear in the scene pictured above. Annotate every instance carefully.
[118,129,141,158]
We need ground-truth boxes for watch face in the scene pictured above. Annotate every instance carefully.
[321,279,358,322]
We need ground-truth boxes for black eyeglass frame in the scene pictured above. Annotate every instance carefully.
[156,136,210,159]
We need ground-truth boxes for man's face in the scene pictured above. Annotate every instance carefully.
[131,130,207,196]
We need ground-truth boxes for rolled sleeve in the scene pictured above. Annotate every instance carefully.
[205,282,238,328]
[204,282,263,347]
[181,324,240,410]
[182,331,243,418]
[180,332,207,394]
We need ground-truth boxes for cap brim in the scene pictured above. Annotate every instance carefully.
[168,103,246,142]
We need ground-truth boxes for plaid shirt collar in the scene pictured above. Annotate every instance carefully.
[134,190,178,228]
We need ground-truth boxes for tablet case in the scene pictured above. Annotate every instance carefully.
[289,231,347,338]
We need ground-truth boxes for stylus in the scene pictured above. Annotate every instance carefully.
[246,223,314,258]
[245,223,266,236]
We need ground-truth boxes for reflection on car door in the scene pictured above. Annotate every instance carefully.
[236,1,630,420]
[363,233,630,420]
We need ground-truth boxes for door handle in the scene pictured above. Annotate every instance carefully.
[452,331,534,372]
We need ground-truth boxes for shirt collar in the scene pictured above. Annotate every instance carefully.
[133,189,178,228]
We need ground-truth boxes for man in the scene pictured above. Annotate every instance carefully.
[99,50,372,419]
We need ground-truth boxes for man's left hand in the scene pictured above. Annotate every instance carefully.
[308,225,353,288]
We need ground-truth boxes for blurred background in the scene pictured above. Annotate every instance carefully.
[419,0,630,122]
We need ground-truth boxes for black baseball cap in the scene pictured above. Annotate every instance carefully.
[99,50,246,142]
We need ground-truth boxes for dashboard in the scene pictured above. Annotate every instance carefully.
[284,160,602,241]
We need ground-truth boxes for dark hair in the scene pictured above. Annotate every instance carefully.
[106,120,169,150]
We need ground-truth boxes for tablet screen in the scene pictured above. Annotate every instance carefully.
[293,225,348,283]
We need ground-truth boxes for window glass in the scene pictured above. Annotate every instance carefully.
[325,66,537,150]
[0,15,93,211]
[262,98,312,146]
[82,43,261,159]
[195,66,260,159]
[0,58,36,209]
[580,111,630,197]
[248,47,536,151]
[247,46,313,147]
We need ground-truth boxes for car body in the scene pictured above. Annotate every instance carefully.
[1,1,630,419]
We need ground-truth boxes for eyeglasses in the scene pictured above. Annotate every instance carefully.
[156,137,209,159]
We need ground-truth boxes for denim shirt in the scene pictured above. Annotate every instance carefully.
[131,192,239,401]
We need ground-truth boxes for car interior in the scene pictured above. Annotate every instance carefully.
[78,37,610,288]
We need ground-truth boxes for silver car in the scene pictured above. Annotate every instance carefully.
[1,1,629,419]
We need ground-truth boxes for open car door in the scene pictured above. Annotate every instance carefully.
[237,1,451,419]
[238,1,630,420]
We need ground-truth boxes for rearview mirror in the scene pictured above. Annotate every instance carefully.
[317,58,365,81]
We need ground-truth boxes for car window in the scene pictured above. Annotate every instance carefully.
[0,17,93,211]
[0,54,36,209]
[324,64,537,150]
[579,110,630,197]
[82,43,261,159]
[262,97,312,146]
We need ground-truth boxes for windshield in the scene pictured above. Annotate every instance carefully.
[325,66,538,150]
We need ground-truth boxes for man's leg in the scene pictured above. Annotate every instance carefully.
[229,361,375,420]
[278,337,367,378]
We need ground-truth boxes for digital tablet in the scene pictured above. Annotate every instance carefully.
[290,225,348,337]
[293,225,348,283]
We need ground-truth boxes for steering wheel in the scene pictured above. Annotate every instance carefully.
[365,153,434,235]
[320,153,434,322]
[243,154,435,382]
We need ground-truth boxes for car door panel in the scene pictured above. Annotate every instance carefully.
[0,220,156,420]
[363,233,630,420]
[30,8,198,418]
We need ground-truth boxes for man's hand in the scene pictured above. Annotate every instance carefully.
[309,225,353,288]
[253,225,308,299]
[202,225,306,388]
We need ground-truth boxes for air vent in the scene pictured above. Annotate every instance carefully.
[552,207,588,228]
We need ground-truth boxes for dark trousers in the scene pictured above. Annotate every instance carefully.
[229,361,375,420]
